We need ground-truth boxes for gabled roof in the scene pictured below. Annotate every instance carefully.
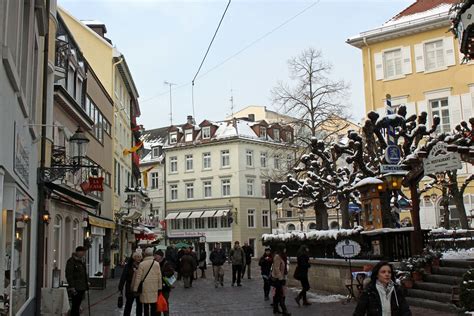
[389,0,459,22]
[141,126,169,149]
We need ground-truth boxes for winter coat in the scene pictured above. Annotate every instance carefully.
[160,258,175,293]
[259,254,273,276]
[295,254,310,279]
[230,247,245,266]
[165,247,178,269]
[179,253,197,277]
[198,251,207,270]
[65,254,89,291]
[132,256,162,304]
[353,282,411,316]
[242,245,253,264]
[271,254,285,281]
[119,260,139,296]
[210,249,227,266]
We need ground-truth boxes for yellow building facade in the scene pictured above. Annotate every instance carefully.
[348,0,474,228]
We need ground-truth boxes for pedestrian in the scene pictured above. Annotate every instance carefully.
[242,242,253,279]
[190,246,199,280]
[65,246,89,316]
[354,261,411,316]
[258,247,273,300]
[209,243,227,288]
[229,241,245,286]
[165,244,178,270]
[119,252,143,316]
[294,245,311,307]
[271,249,291,316]
[179,248,197,288]
[154,250,175,316]
[176,247,184,280]
[132,247,162,316]
[198,247,207,278]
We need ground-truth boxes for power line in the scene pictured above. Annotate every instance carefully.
[140,0,319,105]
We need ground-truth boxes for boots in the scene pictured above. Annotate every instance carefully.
[295,292,302,307]
[279,297,291,316]
[273,296,282,314]
[302,291,312,306]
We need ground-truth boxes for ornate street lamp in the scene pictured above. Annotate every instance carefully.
[298,209,305,232]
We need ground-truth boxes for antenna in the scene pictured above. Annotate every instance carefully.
[164,81,176,126]
[230,89,234,117]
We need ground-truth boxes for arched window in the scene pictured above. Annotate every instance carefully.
[53,215,62,268]
[287,224,296,231]
[308,223,317,230]
[73,219,79,249]
[65,217,72,258]
[330,221,339,230]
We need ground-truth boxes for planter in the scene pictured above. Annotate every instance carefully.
[412,271,423,282]
[401,278,414,289]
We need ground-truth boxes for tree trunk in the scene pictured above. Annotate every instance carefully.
[380,191,394,228]
[314,202,329,230]
[409,182,423,255]
[451,187,469,229]
[339,195,350,229]
[442,187,450,229]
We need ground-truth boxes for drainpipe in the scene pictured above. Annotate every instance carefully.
[363,37,376,112]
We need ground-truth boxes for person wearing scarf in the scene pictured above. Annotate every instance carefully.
[354,261,411,316]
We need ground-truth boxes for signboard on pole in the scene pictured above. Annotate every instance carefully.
[380,164,406,174]
[385,145,401,164]
[423,142,462,175]
[335,239,361,258]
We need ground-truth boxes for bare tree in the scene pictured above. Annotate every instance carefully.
[271,48,351,146]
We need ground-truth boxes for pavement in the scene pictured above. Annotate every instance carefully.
[84,264,456,316]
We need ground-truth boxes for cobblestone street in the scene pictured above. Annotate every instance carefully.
[85,264,455,316]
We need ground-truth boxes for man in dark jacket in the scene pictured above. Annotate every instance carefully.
[65,246,89,316]
[155,250,175,316]
[165,244,178,269]
[179,248,197,288]
[258,247,273,300]
[229,241,245,286]
[209,243,226,288]
[241,242,254,279]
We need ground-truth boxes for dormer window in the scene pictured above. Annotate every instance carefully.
[202,126,211,139]
[152,146,160,158]
[169,132,177,144]
[184,129,193,142]
[273,129,280,141]
[285,131,292,143]
[260,127,267,139]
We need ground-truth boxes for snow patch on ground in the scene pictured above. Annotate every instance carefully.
[288,287,346,303]
[442,248,474,260]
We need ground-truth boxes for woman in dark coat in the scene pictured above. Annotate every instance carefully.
[294,245,311,306]
[354,261,411,316]
[118,252,143,316]
[180,248,197,288]
[198,248,207,278]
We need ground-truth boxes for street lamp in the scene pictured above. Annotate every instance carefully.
[298,209,305,232]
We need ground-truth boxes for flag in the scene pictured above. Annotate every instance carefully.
[141,166,154,188]
[123,142,143,156]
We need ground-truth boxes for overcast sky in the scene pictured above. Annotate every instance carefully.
[60,0,411,129]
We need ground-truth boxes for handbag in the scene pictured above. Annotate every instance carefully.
[157,292,169,312]
[137,261,155,294]
[293,266,301,281]
[117,293,124,308]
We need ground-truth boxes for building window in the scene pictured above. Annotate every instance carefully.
[274,154,281,169]
[202,126,211,139]
[203,181,212,198]
[247,209,255,228]
[273,129,280,141]
[260,127,267,139]
[247,178,255,196]
[184,129,193,142]
[171,219,181,230]
[183,218,193,230]
[424,40,445,71]
[170,156,178,173]
[169,132,177,144]
[208,217,218,229]
[222,179,231,197]
[151,172,159,189]
[186,183,194,199]
[53,215,62,268]
[286,210,293,218]
[285,131,292,143]
[262,210,269,228]
[170,184,178,201]
[286,154,293,170]
[195,218,205,229]
[185,154,193,171]
[260,152,267,168]
[221,150,230,167]
[246,150,254,167]
[430,98,450,133]
[203,152,211,170]
[261,180,267,197]
[308,222,317,230]
[287,224,296,231]
[152,147,160,158]
[221,216,230,228]
[383,49,402,78]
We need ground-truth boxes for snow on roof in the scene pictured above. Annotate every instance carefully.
[442,248,474,260]
[360,227,415,235]
[383,2,453,26]
[81,20,106,26]
[213,119,259,140]
[353,177,383,189]
[262,226,364,242]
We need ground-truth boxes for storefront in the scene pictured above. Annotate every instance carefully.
[87,216,115,278]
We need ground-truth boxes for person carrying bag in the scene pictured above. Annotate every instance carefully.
[133,248,162,316]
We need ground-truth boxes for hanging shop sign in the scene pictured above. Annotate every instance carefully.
[423,142,462,175]
[80,177,104,194]
[384,145,401,164]
[380,164,406,174]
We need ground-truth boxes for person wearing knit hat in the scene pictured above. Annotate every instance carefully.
[258,247,273,301]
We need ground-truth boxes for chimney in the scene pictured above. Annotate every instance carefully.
[187,115,194,125]
[248,114,255,122]
[83,21,112,43]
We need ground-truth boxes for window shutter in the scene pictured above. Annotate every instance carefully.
[461,92,473,122]
[448,95,462,131]
[414,43,425,72]
[444,37,455,67]
[402,46,412,75]
[417,100,427,115]
[374,52,384,80]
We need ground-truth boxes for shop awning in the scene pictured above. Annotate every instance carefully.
[123,210,142,221]
[88,215,115,229]
[201,210,217,218]
[46,182,100,209]
[176,211,191,219]
[165,212,179,220]
[189,211,204,218]
[214,209,229,217]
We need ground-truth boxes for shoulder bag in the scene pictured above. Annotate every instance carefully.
[137,261,155,294]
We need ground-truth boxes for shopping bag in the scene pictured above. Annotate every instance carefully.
[157,292,168,312]
[117,293,124,308]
